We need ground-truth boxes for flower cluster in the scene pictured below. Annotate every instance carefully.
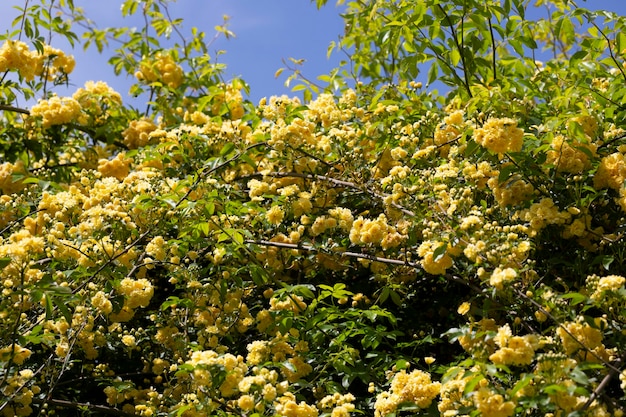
[474,117,524,154]
[588,274,626,303]
[594,152,626,191]
[0,160,26,195]
[0,40,75,81]
[122,118,158,148]
[72,80,123,125]
[374,369,441,417]
[488,324,538,365]
[417,240,454,275]
[556,317,609,361]
[30,95,82,128]
[97,152,132,180]
[546,134,597,173]
[5,22,626,416]
[136,51,184,89]
[349,214,406,250]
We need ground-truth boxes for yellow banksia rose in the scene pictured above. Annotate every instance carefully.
[457,301,471,315]
[546,134,597,174]
[374,369,441,417]
[98,153,132,180]
[30,95,82,128]
[123,119,158,149]
[0,160,27,195]
[593,152,626,190]
[417,240,453,275]
[0,40,74,81]
[473,387,515,417]
[489,267,517,290]
[474,117,524,154]
[136,51,184,89]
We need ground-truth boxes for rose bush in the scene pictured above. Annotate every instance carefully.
[2,0,626,416]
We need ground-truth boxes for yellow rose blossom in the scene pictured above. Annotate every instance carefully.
[417,240,453,275]
[136,51,184,89]
[266,205,285,225]
[91,291,113,315]
[98,153,132,180]
[118,278,154,309]
[275,392,318,417]
[474,117,524,154]
[30,95,82,128]
[457,301,471,315]
[546,134,597,174]
[123,119,158,149]
[594,152,626,190]
[556,318,604,356]
[0,160,27,195]
[374,369,441,417]
[0,344,32,365]
[489,267,517,290]
[473,387,515,417]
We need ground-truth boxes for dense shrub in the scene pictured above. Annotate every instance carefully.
[2,0,626,416]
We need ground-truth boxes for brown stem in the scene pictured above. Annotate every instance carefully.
[244,171,416,217]
[31,398,138,417]
[514,288,620,374]
[580,358,622,412]
[0,104,30,115]
[246,239,419,267]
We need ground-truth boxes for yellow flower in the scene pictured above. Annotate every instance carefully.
[91,291,113,315]
[589,274,626,301]
[136,51,184,89]
[457,302,471,315]
[275,393,318,417]
[0,161,26,195]
[489,334,537,366]
[0,344,32,365]
[593,152,626,190]
[473,387,515,417]
[121,335,136,348]
[246,340,270,365]
[123,119,158,149]
[97,153,132,180]
[474,117,524,154]
[489,267,517,290]
[417,240,453,275]
[118,278,154,309]
[237,395,255,412]
[556,319,603,356]
[546,134,597,173]
[266,205,285,225]
[30,95,82,128]
[374,369,441,417]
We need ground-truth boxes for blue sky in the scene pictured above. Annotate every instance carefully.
[0,1,346,106]
[2,1,626,106]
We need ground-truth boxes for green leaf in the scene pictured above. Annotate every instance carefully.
[510,373,534,397]
[498,164,517,183]
[560,292,587,305]
[433,243,447,262]
[0,257,11,269]
[219,142,235,157]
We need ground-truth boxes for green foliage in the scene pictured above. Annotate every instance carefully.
[2,0,626,416]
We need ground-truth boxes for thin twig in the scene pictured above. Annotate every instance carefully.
[580,358,622,412]
[0,104,30,115]
[514,288,621,374]
[243,171,416,217]
[438,4,473,97]
[246,239,419,267]
[31,398,138,417]
[488,17,497,81]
